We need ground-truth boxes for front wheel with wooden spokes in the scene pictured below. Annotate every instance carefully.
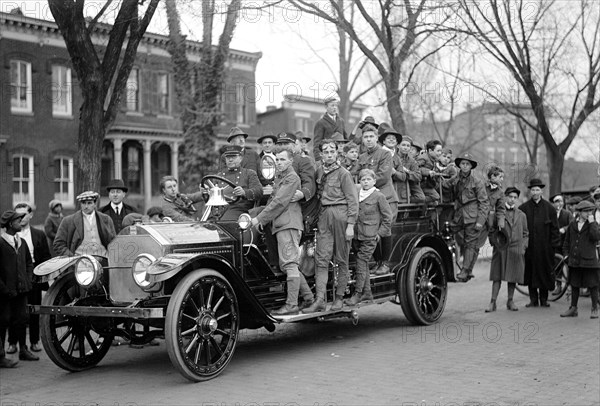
[166,269,239,382]
[40,275,114,371]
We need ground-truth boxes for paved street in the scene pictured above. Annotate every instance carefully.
[1,257,599,406]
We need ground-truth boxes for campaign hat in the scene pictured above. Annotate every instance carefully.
[0,210,27,227]
[454,152,478,169]
[106,178,128,193]
[227,127,248,143]
[504,186,521,197]
[222,145,243,156]
[378,128,403,145]
[527,178,545,189]
[257,132,277,144]
[489,227,510,250]
[359,116,379,130]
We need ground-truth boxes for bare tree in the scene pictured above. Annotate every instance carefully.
[456,0,600,194]
[165,0,242,186]
[48,0,159,192]
[289,0,455,133]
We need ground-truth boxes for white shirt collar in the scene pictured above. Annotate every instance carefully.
[83,211,95,223]
[111,202,123,211]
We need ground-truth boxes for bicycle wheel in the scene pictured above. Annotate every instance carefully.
[515,253,568,299]
[549,253,569,301]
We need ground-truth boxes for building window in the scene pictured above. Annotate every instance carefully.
[497,148,506,165]
[486,122,494,141]
[12,155,34,206]
[123,142,142,193]
[52,65,72,116]
[54,156,74,205]
[10,60,32,113]
[486,147,495,163]
[157,72,169,115]
[126,68,140,112]
[236,84,247,124]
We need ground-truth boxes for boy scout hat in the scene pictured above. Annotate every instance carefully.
[76,191,99,202]
[222,145,243,156]
[378,128,403,144]
[489,227,510,250]
[575,200,596,211]
[0,210,27,227]
[257,132,277,144]
[227,127,248,143]
[454,152,478,169]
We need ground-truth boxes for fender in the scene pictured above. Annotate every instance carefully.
[146,253,277,326]
[390,232,456,281]
[34,255,82,283]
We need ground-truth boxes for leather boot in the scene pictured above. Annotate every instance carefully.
[591,308,598,319]
[301,297,326,313]
[19,347,39,361]
[0,356,18,368]
[374,263,391,276]
[344,292,362,306]
[506,299,518,311]
[560,306,578,317]
[272,303,300,316]
[456,270,470,282]
[484,299,496,313]
[330,295,344,311]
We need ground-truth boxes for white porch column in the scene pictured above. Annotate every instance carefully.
[143,140,152,211]
[113,138,123,179]
[171,141,179,178]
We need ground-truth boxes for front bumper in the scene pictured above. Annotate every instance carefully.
[30,305,164,319]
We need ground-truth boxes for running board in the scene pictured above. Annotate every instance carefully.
[272,295,395,323]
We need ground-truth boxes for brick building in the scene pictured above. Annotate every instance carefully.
[0,10,261,224]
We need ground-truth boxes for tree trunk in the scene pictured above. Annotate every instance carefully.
[545,144,564,197]
[387,85,406,133]
[78,93,106,192]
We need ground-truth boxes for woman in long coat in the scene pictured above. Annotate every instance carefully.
[518,179,561,307]
[486,187,528,312]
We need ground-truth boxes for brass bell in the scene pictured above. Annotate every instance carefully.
[205,186,229,207]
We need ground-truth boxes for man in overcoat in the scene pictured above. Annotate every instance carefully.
[519,178,561,307]
[54,191,116,258]
[0,210,36,367]
[312,94,347,160]
[100,179,138,234]
[251,146,314,315]
[485,187,528,312]
[6,203,51,354]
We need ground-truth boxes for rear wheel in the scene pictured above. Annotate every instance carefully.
[40,275,113,371]
[166,269,239,382]
[400,247,447,325]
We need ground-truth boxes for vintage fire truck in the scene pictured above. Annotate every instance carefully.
[32,174,458,382]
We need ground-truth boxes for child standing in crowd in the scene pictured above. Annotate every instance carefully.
[560,200,600,319]
[342,142,360,182]
[485,187,528,312]
[395,136,425,203]
[346,169,392,306]
[478,165,506,250]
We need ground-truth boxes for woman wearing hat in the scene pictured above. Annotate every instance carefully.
[518,178,561,307]
[44,199,64,257]
[560,200,600,318]
[486,187,529,312]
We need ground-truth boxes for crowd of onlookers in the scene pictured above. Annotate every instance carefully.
[2,93,599,368]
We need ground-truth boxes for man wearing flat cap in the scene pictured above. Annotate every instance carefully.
[518,178,560,307]
[0,210,36,367]
[100,179,138,234]
[228,127,260,175]
[257,132,278,187]
[54,191,116,258]
[202,145,262,221]
[313,93,347,161]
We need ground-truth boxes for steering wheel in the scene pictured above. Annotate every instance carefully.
[201,175,240,204]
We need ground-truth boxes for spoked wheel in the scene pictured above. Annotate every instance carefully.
[40,275,114,371]
[166,269,239,382]
[399,247,447,325]
[515,253,569,301]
